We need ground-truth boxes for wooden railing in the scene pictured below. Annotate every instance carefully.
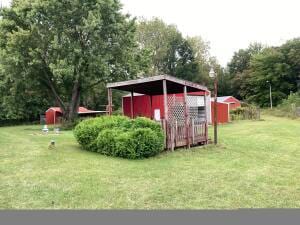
[162,119,208,150]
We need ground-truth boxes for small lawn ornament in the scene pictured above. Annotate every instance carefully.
[42,125,49,134]
[48,140,56,150]
[54,128,60,134]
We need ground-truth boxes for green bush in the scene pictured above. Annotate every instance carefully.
[130,128,164,159]
[73,116,130,151]
[230,105,261,121]
[74,116,165,159]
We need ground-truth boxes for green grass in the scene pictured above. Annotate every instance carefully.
[1,116,300,209]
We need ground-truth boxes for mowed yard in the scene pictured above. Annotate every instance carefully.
[0,116,300,209]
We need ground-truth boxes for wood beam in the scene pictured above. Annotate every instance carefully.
[183,85,190,148]
[204,93,208,144]
[163,80,168,149]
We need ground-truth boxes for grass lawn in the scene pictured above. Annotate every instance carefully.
[0,115,300,209]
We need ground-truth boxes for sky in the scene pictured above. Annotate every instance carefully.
[1,0,300,66]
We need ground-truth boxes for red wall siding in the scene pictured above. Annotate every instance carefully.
[122,91,208,120]
[123,95,153,119]
[151,95,165,119]
[211,102,229,124]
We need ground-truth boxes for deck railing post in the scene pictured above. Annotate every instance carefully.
[183,86,190,148]
[171,125,175,151]
[175,120,178,147]
[192,118,195,145]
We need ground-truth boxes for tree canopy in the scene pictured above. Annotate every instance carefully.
[0,0,145,122]
[136,18,212,84]
[226,39,300,106]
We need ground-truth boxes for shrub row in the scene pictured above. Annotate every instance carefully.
[74,116,165,159]
[230,106,261,121]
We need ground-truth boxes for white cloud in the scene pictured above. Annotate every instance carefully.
[121,0,300,66]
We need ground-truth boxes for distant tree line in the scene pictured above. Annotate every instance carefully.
[0,0,299,124]
[223,39,300,107]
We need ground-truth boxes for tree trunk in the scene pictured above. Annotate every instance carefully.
[64,81,81,122]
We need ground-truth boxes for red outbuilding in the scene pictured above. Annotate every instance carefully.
[217,96,241,110]
[210,101,230,124]
[210,96,241,124]
[45,107,105,125]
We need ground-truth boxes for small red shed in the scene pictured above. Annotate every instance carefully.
[210,96,241,124]
[45,107,105,125]
[210,101,230,124]
[217,96,241,110]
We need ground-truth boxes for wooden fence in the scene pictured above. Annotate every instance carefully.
[162,119,208,150]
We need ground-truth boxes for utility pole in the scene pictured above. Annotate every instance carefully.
[209,68,218,145]
[267,81,273,109]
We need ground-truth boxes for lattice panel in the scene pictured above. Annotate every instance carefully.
[167,95,185,124]
[187,96,206,122]
[167,95,206,123]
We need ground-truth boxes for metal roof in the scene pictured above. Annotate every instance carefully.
[107,74,208,95]
[217,96,231,102]
[46,107,104,114]
[211,96,240,103]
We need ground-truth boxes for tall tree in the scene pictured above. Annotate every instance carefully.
[136,18,182,76]
[227,43,263,98]
[136,18,212,84]
[0,0,144,122]
[246,41,299,107]
[186,36,211,84]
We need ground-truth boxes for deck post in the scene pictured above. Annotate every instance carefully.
[107,88,113,115]
[192,118,195,145]
[183,85,190,148]
[163,80,169,150]
[175,120,178,147]
[130,90,134,119]
[204,93,208,143]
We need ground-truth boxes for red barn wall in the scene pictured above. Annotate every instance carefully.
[211,102,229,124]
[123,95,165,119]
[123,95,152,118]
[122,91,207,120]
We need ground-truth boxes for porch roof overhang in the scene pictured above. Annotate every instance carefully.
[106,75,208,95]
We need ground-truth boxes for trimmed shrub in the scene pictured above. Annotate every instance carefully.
[129,128,164,159]
[74,116,165,159]
[73,116,131,151]
[132,117,163,133]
